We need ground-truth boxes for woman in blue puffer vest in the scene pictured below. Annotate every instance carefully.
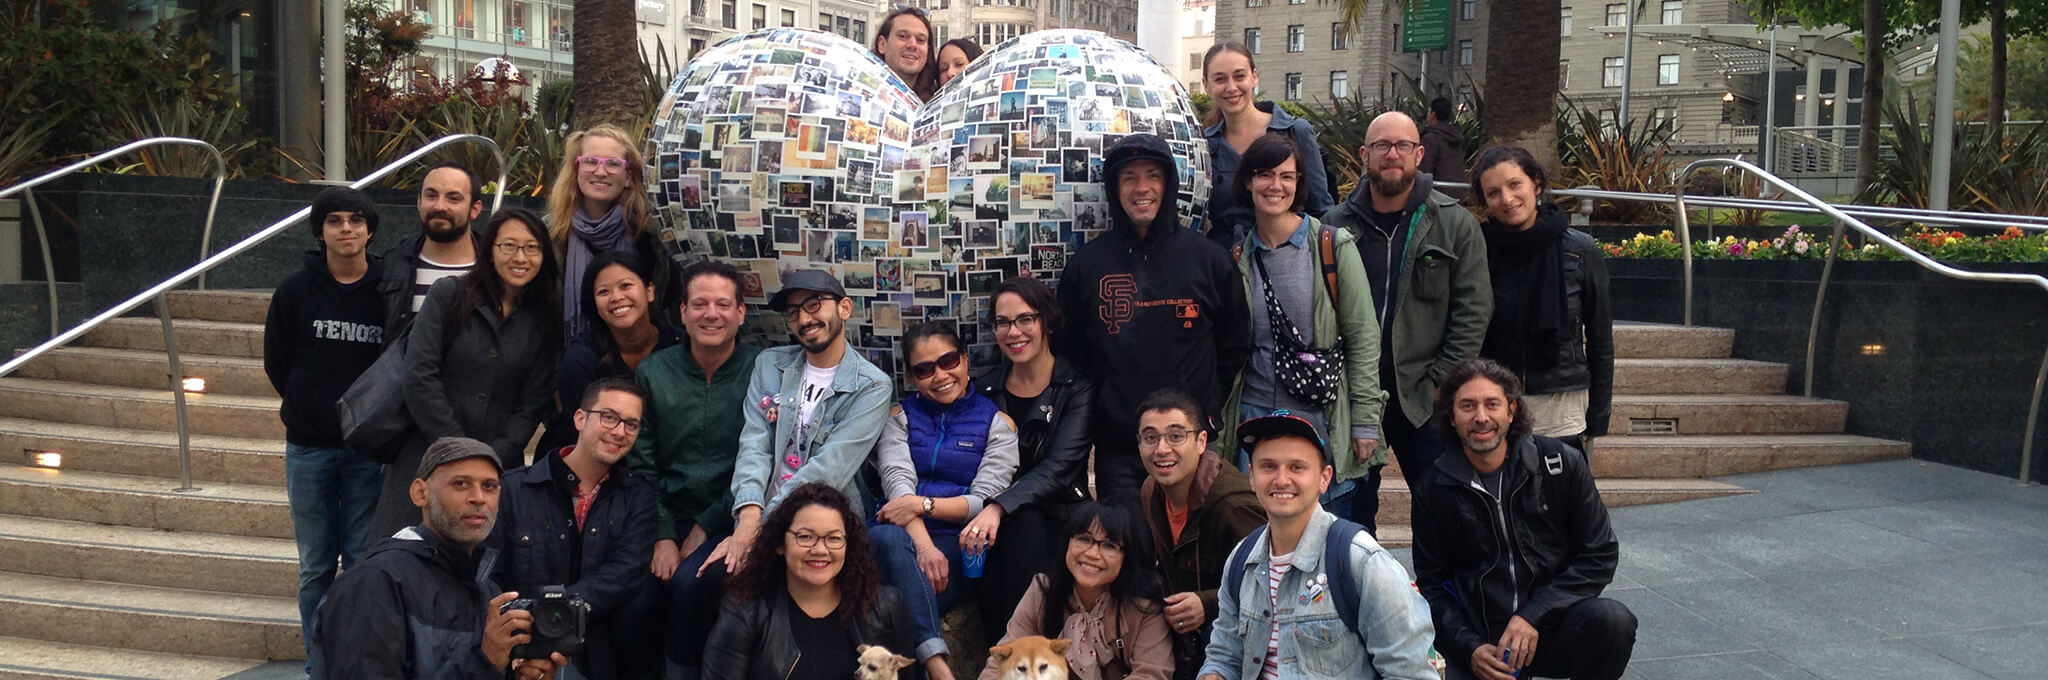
[873,321,1021,680]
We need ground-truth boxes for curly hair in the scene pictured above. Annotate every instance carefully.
[1038,502,1164,640]
[1431,358,1532,450]
[723,483,883,624]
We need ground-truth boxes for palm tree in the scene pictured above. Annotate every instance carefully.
[1335,0,1561,170]
[572,0,644,129]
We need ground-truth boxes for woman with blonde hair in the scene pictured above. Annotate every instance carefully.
[547,123,680,337]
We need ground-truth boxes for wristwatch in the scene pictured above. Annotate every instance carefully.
[921,496,935,515]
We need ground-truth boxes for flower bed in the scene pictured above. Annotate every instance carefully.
[1601,225,2048,263]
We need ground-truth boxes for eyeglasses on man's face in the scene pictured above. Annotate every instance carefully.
[1366,140,1423,155]
[785,294,840,316]
[584,408,642,434]
[1138,428,1197,448]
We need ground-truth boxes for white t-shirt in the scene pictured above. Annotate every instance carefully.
[1261,550,1295,680]
[774,361,838,493]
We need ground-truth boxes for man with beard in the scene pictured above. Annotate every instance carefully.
[379,161,486,337]
[311,437,569,680]
[1410,359,1633,680]
[1322,111,1490,533]
[490,379,663,679]
[702,270,892,578]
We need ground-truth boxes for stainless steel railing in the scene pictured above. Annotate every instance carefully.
[1435,180,2048,231]
[0,134,508,491]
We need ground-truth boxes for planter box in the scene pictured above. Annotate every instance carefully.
[1610,257,2048,483]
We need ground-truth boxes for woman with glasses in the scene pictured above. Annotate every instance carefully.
[705,483,922,680]
[536,250,686,453]
[977,502,1172,680]
[873,321,1020,680]
[873,6,938,101]
[367,207,564,539]
[547,124,680,339]
[965,276,1096,642]
[1217,133,1385,525]
[1199,42,1334,247]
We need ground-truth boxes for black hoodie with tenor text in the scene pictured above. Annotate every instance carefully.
[265,251,388,448]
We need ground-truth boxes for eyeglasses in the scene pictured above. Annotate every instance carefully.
[1069,534,1123,557]
[785,294,839,316]
[788,530,847,549]
[1366,140,1424,155]
[1137,428,1197,448]
[577,155,629,173]
[584,408,642,434]
[493,242,545,258]
[992,313,1042,332]
[1251,169,1301,183]
[909,350,963,380]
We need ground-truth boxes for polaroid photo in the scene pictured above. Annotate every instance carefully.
[900,211,930,248]
[772,215,801,247]
[841,262,876,294]
[756,140,784,173]
[722,144,755,173]
[895,170,926,203]
[967,135,1003,170]
[679,175,703,210]
[862,206,893,241]
[912,272,948,305]
[1019,173,1056,210]
[973,176,1010,221]
[779,180,813,209]
[876,258,904,292]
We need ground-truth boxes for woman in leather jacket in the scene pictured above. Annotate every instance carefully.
[704,483,922,680]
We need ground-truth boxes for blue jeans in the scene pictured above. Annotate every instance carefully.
[285,443,385,658]
[871,523,965,661]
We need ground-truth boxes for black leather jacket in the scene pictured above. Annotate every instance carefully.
[703,584,922,680]
[973,358,1097,510]
[1409,435,1620,663]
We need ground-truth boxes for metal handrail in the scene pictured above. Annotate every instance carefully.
[1434,180,2048,230]
[0,134,508,491]
[0,137,227,336]
[1674,158,2048,484]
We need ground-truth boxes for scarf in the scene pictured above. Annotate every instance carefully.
[562,204,631,338]
[1061,590,1124,680]
[1483,203,1571,345]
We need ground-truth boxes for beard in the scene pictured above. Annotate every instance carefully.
[1369,165,1417,198]
[427,492,494,548]
[1459,426,1506,455]
[797,316,844,353]
[422,212,471,243]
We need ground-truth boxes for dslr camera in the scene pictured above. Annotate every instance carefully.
[499,585,589,659]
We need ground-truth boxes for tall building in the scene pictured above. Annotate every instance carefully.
[1213,0,1487,107]
[916,0,1139,50]
[673,0,878,59]
[1178,0,1217,90]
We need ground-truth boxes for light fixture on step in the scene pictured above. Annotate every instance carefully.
[181,376,207,393]
[29,451,61,468]
[1860,343,1886,356]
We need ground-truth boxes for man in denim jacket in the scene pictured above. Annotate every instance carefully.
[698,270,894,576]
[1199,413,1437,679]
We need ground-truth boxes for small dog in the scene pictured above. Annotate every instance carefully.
[988,635,1071,680]
[855,644,915,680]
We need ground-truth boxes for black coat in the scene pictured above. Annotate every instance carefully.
[1480,218,1614,437]
[1409,435,1620,663]
[703,584,922,680]
[972,358,1096,510]
[264,252,387,448]
[310,526,504,680]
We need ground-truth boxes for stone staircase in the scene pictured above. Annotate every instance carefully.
[0,291,1910,677]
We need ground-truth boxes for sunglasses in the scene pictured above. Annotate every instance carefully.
[908,350,963,380]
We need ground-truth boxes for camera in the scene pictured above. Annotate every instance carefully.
[499,585,589,659]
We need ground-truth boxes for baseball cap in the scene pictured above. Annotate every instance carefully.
[768,269,847,312]
[1238,410,1329,464]
[415,436,503,480]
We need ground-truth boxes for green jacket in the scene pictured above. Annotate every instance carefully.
[1322,178,1492,429]
[625,341,763,542]
[1218,216,1388,481]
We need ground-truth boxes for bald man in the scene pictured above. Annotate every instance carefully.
[1320,111,1491,534]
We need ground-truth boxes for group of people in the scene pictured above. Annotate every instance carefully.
[262,18,1635,680]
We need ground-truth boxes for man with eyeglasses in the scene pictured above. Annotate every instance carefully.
[488,377,663,679]
[626,260,765,677]
[1321,111,1491,535]
[379,161,485,340]
[1134,389,1265,672]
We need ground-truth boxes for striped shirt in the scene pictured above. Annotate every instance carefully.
[411,255,473,312]
[1261,550,1294,680]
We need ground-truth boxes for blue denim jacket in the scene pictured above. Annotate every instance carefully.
[729,340,894,516]
[1198,508,1437,679]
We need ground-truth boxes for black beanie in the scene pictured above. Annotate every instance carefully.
[309,187,381,242]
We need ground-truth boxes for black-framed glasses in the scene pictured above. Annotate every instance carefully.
[584,408,642,434]
[1069,534,1123,556]
[909,350,962,380]
[786,294,840,316]
[788,530,847,549]
[493,242,545,258]
[1137,428,1196,448]
[1366,140,1424,155]
[992,313,1042,332]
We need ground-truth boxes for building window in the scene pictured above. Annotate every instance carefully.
[1287,25,1304,52]
[1457,39,1473,65]
[1599,109,1619,135]
[1658,54,1680,85]
[1244,27,1261,54]
[819,12,831,31]
[1190,53,1202,71]
[780,8,794,27]
[1559,59,1570,89]
[852,19,865,39]
[1652,106,1679,130]
[1603,56,1624,87]
[836,15,850,37]
[751,3,765,29]
[977,22,1026,46]
[1560,7,1572,36]
[1291,0,1306,4]
[721,0,736,29]
[1331,70,1348,99]
[935,24,947,42]
[1459,0,1475,21]
[1605,3,1626,26]
[1661,0,1684,24]
[1246,0,1264,6]
[1284,72,1301,100]
[1330,23,1349,50]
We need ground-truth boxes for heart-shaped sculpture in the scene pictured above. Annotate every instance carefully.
[647,28,1209,368]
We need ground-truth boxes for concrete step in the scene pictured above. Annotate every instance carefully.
[0,417,284,485]
[165,289,272,325]
[0,635,269,680]
[0,465,290,539]
[0,377,284,440]
[9,347,274,397]
[0,570,299,661]
[78,318,265,360]
[0,514,295,598]
[1590,434,1912,478]
[1613,358,1787,395]
[1371,477,1754,526]
[1609,394,1849,435]
[1613,322,1734,359]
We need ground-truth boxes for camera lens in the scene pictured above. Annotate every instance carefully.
[534,602,570,637]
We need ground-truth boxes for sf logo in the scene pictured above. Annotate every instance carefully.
[1099,274,1137,334]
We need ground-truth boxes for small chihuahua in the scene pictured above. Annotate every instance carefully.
[855,644,916,680]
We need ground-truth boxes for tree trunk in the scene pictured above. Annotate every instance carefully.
[1483,0,1561,173]
[572,0,645,130]
[1855,0,1885,196]
[1989,0,2007,143]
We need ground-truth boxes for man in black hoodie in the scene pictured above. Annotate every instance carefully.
[1057,133,1252,509]
[1421,97,1468,199]
[263,186,392,660]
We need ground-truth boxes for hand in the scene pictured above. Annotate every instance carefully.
[962,505,1004,556]
[703,517,759,577]
[1351,438,1380,465]
[511,652,571,680]
[1470,644,1516,680]
[680,523,710,557]
[482,591,531,670]
[651,539,681,581]
[879,495,926,526]
[916,544,950,594]
[1162,591,1207,634]
[1498,615,1538,670]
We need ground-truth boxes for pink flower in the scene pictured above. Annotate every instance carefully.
[1794,240,1811,255]
[1729,242,1745,255]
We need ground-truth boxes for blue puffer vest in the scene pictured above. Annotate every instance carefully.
[902,388,999,537]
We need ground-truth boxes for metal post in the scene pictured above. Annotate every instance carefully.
[1764,25,1778,172]
[2023,343,2047,484]
[1804,217,1845,398]
[1620,0,1636,126]
[324,0,347,182]
[22,189,58,337]
[1930,0,1961,210]
[155,293,196,492]
[1419,50,1428,97]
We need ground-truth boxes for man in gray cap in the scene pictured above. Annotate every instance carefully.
[311,436,569,680]
[699,270,893,579]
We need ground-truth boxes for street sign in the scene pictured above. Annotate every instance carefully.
[1402,0,1451,53]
